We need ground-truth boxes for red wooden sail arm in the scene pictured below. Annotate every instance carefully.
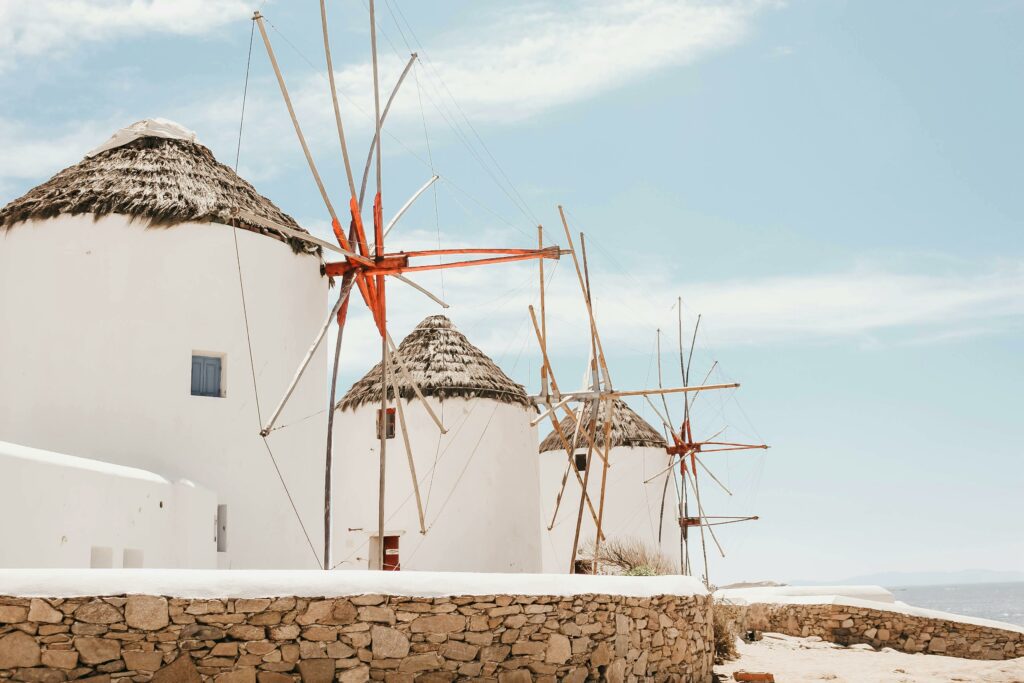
[323,247,558,278]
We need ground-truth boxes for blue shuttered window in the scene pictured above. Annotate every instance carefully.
[191,355,222,397]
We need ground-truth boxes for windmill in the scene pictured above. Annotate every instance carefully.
[245,3,562,570]
[530,207,741,574]
[640,299,769,585]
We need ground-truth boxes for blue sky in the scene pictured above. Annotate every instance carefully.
[2,0,1021,584]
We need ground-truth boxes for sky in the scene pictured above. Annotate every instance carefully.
[1,0,1022,585]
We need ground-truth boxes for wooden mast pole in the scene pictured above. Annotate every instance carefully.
[368,0,389,572]
[538,225,549,401]
[569,235,601,573]
[677,299,689,575]
[318,0,359,573]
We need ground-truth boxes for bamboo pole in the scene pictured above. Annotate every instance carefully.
[359,54,418,207]
[380,175,439,241]
[592,396,614,574]
[528,305,608,533]
[261,278,354,436]
[558,207,612,389]
[254,13,339,224]
[611,383,739,399]
[538,225,549,400]
[391,375,426,534]
[569,379,600,574]
[318,0,356,198]
[322,275,353,570]
[376,334,388,570]
[387,335,446,433]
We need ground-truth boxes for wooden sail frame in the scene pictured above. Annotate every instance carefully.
[252,5,561,570]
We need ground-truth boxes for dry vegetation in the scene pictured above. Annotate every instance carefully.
[578,536,675,576]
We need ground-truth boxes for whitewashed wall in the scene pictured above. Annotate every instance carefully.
[539,445,681,573]
[331,397,542,573]
[0,440,217,568]
[0,215,328,569]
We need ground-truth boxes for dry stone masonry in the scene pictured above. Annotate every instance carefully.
[719,600,1024,661]
[0,592,712,682]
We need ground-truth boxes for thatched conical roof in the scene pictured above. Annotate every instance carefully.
[539,398,666,453]
[0,119,317,255]
[338,315,530,410]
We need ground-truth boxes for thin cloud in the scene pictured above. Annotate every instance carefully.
[0,0,249,73]
[327,259,1024,379]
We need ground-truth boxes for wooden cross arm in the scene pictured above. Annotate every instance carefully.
[324,246,561,278]
[667,441,769,456]
[610,383,739,398]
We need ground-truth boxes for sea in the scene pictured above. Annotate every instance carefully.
[887,582,1024,627]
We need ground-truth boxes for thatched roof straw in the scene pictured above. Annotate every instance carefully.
[338,315,531,411]
[0,120,318,255]
[539,398,667,453]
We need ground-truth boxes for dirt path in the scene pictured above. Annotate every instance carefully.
[715,632,1024,682]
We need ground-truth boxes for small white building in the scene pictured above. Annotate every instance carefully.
[538,399,680,573]
[0,119,329,569]
[0,440,217,569]
[331,315,542,573]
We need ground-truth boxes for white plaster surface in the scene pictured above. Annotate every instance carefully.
[0,440,216,568]
[0,568,709,599]
[539,444,680,573]
[331,397,542,573]
[0,214,329,569]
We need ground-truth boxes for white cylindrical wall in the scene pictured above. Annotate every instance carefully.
[0,440,217,568]
[331,397,541,573]
[539,445,681,573]
[0,215,329,569]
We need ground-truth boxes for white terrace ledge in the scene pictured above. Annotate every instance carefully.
[0,569,708,600]
[717,586,1024,635]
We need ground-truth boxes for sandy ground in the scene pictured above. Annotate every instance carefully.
[715,633,1024,682]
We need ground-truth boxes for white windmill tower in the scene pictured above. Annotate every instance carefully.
[0,118,330,569]
[330,315,542,572]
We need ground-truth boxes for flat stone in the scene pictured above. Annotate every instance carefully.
[371,625,409,658]
[479,645,510,663]
[358,606,395,624]
[0,630,41,668]
[327,641,355,659]
[497,672,531,683]
[545,633,570,664]
[11,668,66,683]
[124,650,165,671]
[409,614,465,634]
[214,669,256,683]
[235,599,272,613]
[74,601,122,625]
[337,666,370,683]
[74,637,121,664]
[228,624,265,641]
[180,624,226,640]
[256,674,293,683]
[41,649,79,669]
[28,600,63,624]
[125,596,168,631]
[298,659,335,683]
[440,640,478,662]
[397,653,443,672]
[151,655,202,683]
[0,605,29,623]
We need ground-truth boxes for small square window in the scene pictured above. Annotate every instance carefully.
[574,451,588,472]
[191,355,223,397]
[376,408,396,439]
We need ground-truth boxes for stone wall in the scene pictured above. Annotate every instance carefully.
[718,600,1024,661]
[0,592,713,682]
